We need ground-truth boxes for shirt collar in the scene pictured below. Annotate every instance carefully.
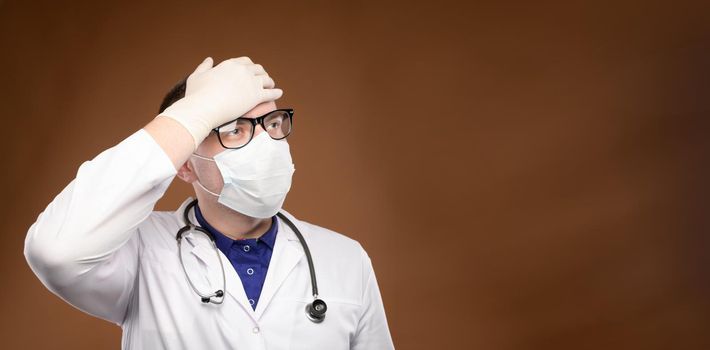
[194,204,278,251]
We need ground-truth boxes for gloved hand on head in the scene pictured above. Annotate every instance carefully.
[157,56,283,149]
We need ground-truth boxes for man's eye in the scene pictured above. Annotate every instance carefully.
[226,128,245,136]
[268,121,281,129]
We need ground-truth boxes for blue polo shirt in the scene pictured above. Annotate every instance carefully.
[195,204,278,310]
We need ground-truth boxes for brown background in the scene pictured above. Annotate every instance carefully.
[1,0,709,348]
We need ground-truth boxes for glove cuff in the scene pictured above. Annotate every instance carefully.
[156,97,214,149]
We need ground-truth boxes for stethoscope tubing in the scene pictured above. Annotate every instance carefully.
[175,199,327,322]
[276,211,319,298]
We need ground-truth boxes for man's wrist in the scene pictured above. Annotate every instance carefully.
[144,116,198,170]
[157,97,216,149]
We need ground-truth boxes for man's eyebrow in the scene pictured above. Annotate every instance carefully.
[241,110,278,119]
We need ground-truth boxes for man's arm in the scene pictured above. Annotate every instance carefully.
[23,128,178,325]
[24,115,210,325]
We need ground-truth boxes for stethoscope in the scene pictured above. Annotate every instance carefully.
[175,199,328,323]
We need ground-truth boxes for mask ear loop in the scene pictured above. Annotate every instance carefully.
[190,154,222,197]
[194,179,221,197]
[191,153,215,162]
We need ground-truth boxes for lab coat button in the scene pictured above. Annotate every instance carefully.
[252,327,260,334]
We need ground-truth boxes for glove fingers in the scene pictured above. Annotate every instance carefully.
[248,64,267,76]
[261,88,283,102]
[260,75,276,89]
[191,57,214,76]
[226,56,253,65]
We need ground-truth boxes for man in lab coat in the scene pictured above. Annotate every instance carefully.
[24,56,395,349]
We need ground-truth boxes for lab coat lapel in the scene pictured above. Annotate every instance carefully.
[254,213,304,321]
[187,236,258,320]
[177,199,258,322]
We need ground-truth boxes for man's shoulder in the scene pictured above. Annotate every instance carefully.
[134,209,182,249]
[285,213,369,260]
[295,216,361,248]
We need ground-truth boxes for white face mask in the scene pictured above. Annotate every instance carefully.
[192,132,295,218]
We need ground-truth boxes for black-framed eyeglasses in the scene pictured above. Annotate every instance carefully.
[212,108,294,149]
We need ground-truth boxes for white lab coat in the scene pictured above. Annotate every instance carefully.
[24,129,394,350]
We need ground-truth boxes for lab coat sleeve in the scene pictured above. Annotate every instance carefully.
[351,249,396,350]
[24,129,177,325]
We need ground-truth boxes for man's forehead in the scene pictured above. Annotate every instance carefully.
[243,101,278,118]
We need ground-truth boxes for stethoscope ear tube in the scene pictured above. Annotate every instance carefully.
[177,200,225,304]
[276,212,328,323]
[276,212,319,296]
[177,231,227,305]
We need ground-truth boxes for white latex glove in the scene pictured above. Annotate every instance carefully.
[157,56,283,149]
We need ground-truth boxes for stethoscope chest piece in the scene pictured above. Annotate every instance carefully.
[306,298,328,323]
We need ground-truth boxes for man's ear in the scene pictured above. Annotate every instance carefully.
[176,160,197,183]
